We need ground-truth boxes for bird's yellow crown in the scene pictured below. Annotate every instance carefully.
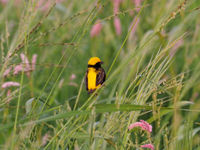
[88,57,101,65]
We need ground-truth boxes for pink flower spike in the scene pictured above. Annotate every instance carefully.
[128,122,144,130]
[128,120,152,133]
[42,1,51,12]
[0,0,8,4]
[133,0,142,12]
[20,53,26,62]
[31,54,37,70]
[70,74,76,80]
[113,0,121,14]
[36,0,51,12]
[13,64,23,75]
[7,89,11,96]
[114,17,122,35]
[90,20,102,38]
[20,53,31,77]
[2,81,20,89]
[3,67,12,77]
[20,53,31,71]
[6,89,12,103]
[140,120,152,133]
[42,133,51,146]
[141,144,154,150]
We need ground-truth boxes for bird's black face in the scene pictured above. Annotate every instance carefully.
[88,62,103,69]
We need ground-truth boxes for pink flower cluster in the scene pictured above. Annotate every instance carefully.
[89,0,142,38]
[113,0,121,14]
[37,0,51,12]
[141,144,154,150]
[90,20,102,38]
[2,53,37,102]
[42,133,51,146]
[129,120,154,150]
[3,53,37,78]
[1,81,20,89]
[133,0,142,12]
[68,73,78,87]
[113,0,122,36]
[0,0,7,4]
[89,0,124,37]
[128,120,152,133]
[1,81,20,103]
[114,17,121,35]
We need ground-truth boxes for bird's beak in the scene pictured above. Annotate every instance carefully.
[100,61,104,64]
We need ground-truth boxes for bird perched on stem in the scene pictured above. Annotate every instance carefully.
[85,57,106,94]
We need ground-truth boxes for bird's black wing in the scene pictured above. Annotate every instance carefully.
[96,68,106,86]
[85,70,88,91]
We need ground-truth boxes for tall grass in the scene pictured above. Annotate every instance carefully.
[0,0,200,149]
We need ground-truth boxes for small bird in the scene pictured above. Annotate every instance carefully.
[85,57,106,94]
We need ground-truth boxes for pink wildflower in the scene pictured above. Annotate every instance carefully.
[3,67,12,77]
[133,0,142,12]
[114,17,122,35]
[70,74,76,80]
[42,133,51,146]
[20,53,31,70]
[13,64,23,75]
[20,53,31,76]
[113,0,121,14]
[141,144,154,150]
[37,0,53,12]
[128,120,152,133]
[13,53,37,76]
[6,89,12,103]
[90,20,102,38]
[20,53,26,61]
[140,120,152,132]
[129,122,144,130]
[41,0,51,12]
[31,54,37,70]
[2,81,20,89]
[7,89,11,96]
[0,0,8,4]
